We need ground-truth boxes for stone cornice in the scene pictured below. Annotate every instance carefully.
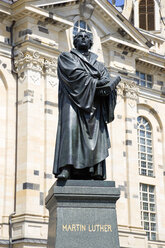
[102,35,165,63]
[138,87,165,104]
[0,41,12,58]
[0,1,11,21]
[37,0,78,9]
[101,34,149,55]
[32,0,77,8]
[14,39,60,60]
[139,29,165,44]
[0,1,11,12]
[136,58,165,72]
[6,2,73,31]
[94,0,150,48]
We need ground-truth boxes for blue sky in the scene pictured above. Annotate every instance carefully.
[108,0,125,7]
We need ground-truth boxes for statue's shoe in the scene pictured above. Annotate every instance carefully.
[57,168,70,180]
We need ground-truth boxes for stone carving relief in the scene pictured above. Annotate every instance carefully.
[15,51,43,85]
[116,78,139,107]
[46,75,58,88]
[15,51,44,74]
[19,71,26,83]
[116,81,125,103]
[124,81,139,108]
[28,70,41,85]
[44,57,57,76]
[15,51,58,87]
[44,57,58,87]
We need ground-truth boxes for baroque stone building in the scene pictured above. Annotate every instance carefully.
[0,0,165,247]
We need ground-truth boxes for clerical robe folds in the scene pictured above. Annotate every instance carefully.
[53,48,117,179]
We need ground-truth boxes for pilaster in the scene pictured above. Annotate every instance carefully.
[108,79,130,230]
[108,80,125,182]
[12,50,46,241]
[0,64,16,240]
[43,57,58,217]
[123,80,142,228]
[111,79,147,247]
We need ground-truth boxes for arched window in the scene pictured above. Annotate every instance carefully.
[139,0,155,31]
[137,116,153,176]
[73,20,92,37]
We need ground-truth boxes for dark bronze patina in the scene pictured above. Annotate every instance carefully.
[53,31,121,180]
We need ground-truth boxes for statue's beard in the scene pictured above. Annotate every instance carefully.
[77,43,89,52]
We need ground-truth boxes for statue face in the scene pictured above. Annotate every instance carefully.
[75,32,91,51]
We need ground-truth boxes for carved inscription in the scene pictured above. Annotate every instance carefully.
[62,224,112,232]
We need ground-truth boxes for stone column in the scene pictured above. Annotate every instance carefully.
[43,57,59,217]
[107,80,125,181]
[123,81,142,228]
[13,51,45,239]
[0,65,16,240]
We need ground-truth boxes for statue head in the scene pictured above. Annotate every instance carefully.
[73,31,93,51]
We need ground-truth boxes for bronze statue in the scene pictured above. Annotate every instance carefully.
[53,31,120,180]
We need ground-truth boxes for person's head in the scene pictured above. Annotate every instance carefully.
[73,31,93,51]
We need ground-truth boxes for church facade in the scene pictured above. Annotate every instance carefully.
[0,0,165,247]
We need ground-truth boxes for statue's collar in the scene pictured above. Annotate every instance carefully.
[71,48,98,63]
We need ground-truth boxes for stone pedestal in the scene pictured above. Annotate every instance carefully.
[46,180,120,248]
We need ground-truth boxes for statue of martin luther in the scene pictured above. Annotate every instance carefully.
[53,31,121,180]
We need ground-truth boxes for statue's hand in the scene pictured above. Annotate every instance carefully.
[97,77,109,87]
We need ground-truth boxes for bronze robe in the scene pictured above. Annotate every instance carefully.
[53,48,117,178]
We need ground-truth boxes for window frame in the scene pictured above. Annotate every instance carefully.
[135,71,153,89]
[73,20,93,38]
[139,183,157,241]
[139,0,155,31]
[137,116,154,177]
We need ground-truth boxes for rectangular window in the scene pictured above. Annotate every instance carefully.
[135,71,153,88]
[139,0,155,31]
[140,183,157,240]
